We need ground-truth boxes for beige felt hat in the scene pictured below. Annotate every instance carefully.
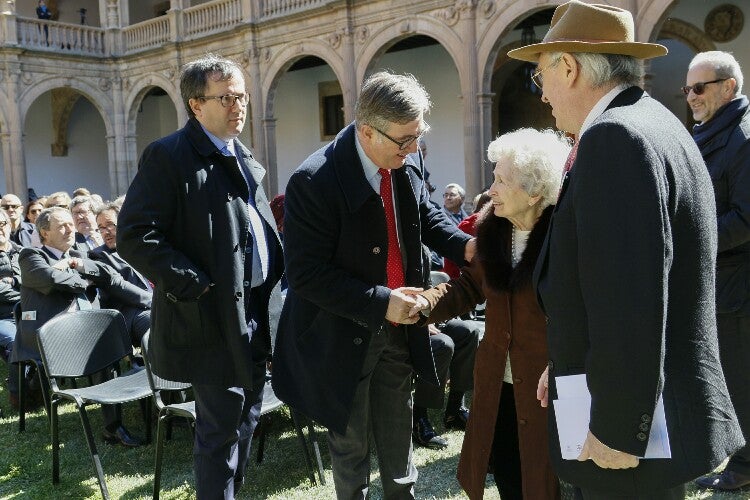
[507,0,667,62]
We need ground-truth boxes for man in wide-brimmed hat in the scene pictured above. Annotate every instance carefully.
[518,1,744,498]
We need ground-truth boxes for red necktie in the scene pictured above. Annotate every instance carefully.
[563,140,579,173]
[379,168,405,289]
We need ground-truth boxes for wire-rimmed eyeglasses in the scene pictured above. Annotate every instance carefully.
[530,57,562,90]
[198,93,248,108]
[372,125,428,151]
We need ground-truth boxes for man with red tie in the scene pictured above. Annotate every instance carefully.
[273,71,475,498]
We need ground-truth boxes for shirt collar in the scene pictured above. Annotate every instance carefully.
[579,84,629,138]
[200,123,235,156]
[44,245,65,259]
[355,129,383,191]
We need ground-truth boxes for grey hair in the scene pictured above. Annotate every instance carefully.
[689,51,743,96]
[549,52,642,88]
[355,71,432,131]
[444,183,466,200]
[487,128,571,209]
[180,54,244,118]
[0,209,9,225]
[36,206,71,242]
[94,201,121,217]
[70,195,92,211]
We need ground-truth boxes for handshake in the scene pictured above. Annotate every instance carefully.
[385,287,431,324]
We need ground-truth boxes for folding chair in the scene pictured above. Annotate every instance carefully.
[36,309,152,500]
[13,302,50,432]
[141,332,196,500]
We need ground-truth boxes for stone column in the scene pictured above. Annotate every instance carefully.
[3,64,27,198]
[110,76,131,194]
[341,23,357,122]
[247,46,265,166]
[477,91,494,189]
[457,0,481,197]
[262,117,278,195]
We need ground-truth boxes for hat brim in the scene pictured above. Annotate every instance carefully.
[507,40,668,62]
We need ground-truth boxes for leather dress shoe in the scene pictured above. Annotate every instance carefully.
[695,470,750,491]
[102,425,143,448]
[412,416,448,449]
[443,407,469,430]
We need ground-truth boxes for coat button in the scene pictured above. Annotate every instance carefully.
[372,247,381,254]
[519,419,527,425]
[548,360,555,372]
[641,414,652,423]
[513,378,522,384]
[505,331,511,339]
[353,337,363,345]
[545,316,549,324]
[227,193,233,201]
[636,432,648,442]
[639,422,650,432]
[235,291,243,298]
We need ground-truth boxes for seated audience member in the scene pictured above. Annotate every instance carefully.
[70,195,103,250]
[44,191,71,209]
[442,191,492,279]
[413,318,480,449]
[25,200,44,225]
[10,207,151,447]
[0,210,24,409]
[1,194,37,248]
[442,183,469,225]
[89,202,151,347]
[72,187,91,197]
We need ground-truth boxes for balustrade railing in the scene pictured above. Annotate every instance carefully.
[258,0,330,19]
[16,18,104,55]
[184,0,242,38]
[123,16,170,53]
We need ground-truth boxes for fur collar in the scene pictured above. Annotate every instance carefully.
[475,204,553,292]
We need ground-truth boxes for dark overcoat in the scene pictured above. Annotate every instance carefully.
[533,86,744,495]
[272,123,470,434]
[117,118,283,387]
[420,206,559,500]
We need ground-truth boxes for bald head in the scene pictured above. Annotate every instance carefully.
[1,194,24,227]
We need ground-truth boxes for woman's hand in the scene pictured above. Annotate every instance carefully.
[407,294,430,318]
[537,366,549,407]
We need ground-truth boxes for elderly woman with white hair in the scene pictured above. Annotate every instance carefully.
[412,128,570,500]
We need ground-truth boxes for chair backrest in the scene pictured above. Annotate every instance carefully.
[430,271,450,286]
[260,376,284,416]
[141,331,191,393]
[37,309,130,379]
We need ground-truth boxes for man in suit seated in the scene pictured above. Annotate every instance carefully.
[89,202,151,348]
[10,206,151,447]
[70,195,103,251]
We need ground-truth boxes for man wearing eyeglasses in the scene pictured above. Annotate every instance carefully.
[273,71,475,499]
[1,194,36,248]
[685,51,750,493]
[117,54,283,499]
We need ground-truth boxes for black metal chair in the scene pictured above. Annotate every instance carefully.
[141,331,196,500]
[36,309,152,500]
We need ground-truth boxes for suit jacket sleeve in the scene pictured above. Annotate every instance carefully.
[573,123,669,456]
[117,140,210,300]
[418,260,484,324]
[76,256,152,309]
[717,134,750,252]
[19,248,89,295]
[283,169,391,332]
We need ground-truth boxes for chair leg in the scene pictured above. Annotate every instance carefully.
[255,415,268,464]
[290,409,317,485]
[140,397,152,444]
[78,405,110,500]
[153,414,168,500]
[18,362,25,432]
[51,399,60,483]
[35,362,51,422]
[307,421,326,485]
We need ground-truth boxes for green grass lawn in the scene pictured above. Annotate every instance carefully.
[0,359,746,499]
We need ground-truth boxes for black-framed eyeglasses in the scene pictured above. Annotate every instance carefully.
[530,57,562,90]
[681,79,727,96]
[198,93,248,108]
[97,223,117,234]
[372,125,427,151]
[0,204,20,210]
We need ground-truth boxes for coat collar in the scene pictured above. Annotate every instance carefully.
[332,123,423,213]
[475,205,553,292]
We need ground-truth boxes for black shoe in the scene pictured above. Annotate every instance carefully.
[443,407,469,430]
[696,470,750,491]
[102,425,143,448]
[412,416,448,449]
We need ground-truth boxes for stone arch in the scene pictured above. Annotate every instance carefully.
[18,76,114,137]
[261,38,345,119]
[636,0,677,43]
[124,73,183,136]
[357,15,465,92]
[656,18,716,52]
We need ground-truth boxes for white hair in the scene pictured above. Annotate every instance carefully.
[487,128,571,209]
[444,183,465,200]
[689,51,743,96]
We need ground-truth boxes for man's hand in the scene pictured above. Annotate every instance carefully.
[577,431,640,469]
[408,294,430,317]
[52,258,72,271]
[464,238,477,262]
[537,366,549,407]
[385,287,423,324]
[428,324,441,336]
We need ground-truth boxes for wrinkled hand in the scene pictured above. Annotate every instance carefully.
[428,324,441,336]
[537,366,549,408]
[407,294,430,318]
[385,287,423,324]
[464,238,477,262]
[577,431,639,469]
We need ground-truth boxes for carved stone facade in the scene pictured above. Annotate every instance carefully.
[0,0,745,198]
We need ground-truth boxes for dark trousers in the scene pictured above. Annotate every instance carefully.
[573,483,686,499]
[327,324,416,499]
[413,318,479,409]
[192,361,265,500]
[491,382,522,500]
[718,313,750,475]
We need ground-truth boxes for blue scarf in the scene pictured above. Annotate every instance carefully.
[693,95,749,150]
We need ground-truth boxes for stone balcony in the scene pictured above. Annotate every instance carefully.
[0,0,334,57]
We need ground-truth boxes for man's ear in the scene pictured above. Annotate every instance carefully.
[560,53,580,87]
[189,98,203,118]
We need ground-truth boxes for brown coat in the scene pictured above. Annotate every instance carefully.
[421,206,559,500]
